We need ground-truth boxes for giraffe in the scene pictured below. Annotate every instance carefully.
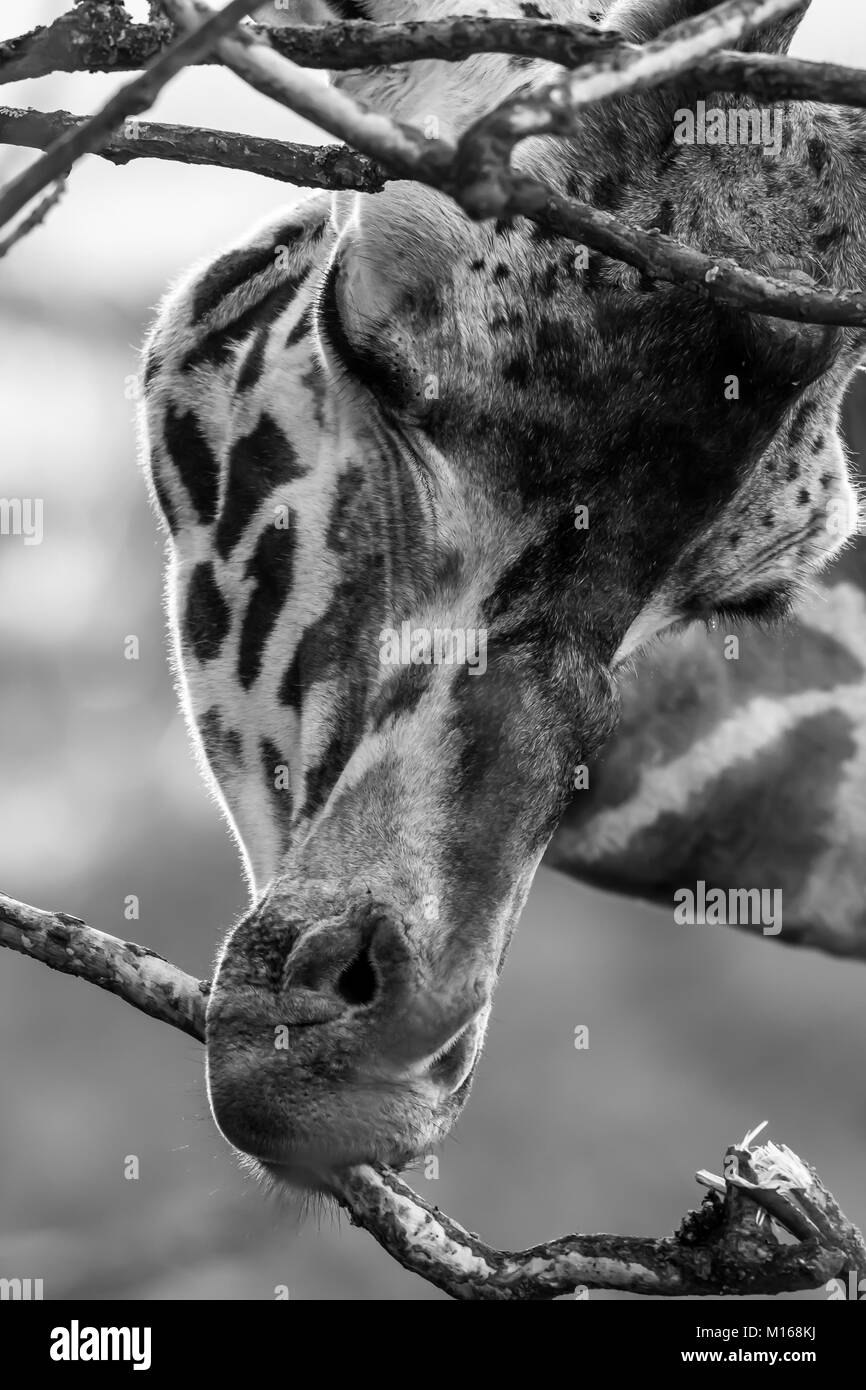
[550,450,866,958]
[139,0,866,1184]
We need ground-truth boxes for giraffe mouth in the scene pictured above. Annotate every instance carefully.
[251,1028,484,1190]
[408,1012,487,1096]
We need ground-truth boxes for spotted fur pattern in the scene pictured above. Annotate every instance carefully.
[140,0,866,1177]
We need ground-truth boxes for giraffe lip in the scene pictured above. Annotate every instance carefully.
[407,1016,483,1095]
[206,987,344,1032]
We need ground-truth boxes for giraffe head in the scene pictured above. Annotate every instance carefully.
[146,0,866,1184]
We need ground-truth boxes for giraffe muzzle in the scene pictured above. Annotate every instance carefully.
[204,893,491,1180]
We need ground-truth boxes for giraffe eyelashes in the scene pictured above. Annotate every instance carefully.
[335,944,379,1008]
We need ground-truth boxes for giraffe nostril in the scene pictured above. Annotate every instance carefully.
[335,943,379,1007]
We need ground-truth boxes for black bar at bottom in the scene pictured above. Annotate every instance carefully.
[0,1294,858,1373]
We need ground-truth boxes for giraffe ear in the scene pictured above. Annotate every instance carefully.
[606,0,811,53]
[323,186,472,407]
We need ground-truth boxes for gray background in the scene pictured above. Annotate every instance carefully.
[0,0,864,1300]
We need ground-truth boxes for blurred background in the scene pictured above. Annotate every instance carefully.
[1,0,865,1301]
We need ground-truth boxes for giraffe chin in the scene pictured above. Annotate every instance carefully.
[212,1050,481,1193]
[255,1045,481,1193]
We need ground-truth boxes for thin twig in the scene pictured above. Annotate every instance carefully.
[0,888,854,1300]
[0,0,257,234]
[162,0,866,328]
[161,0,452,183]
[455,0,807,210]
[0,177,65,258]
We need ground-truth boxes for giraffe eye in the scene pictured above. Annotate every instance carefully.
[336,944,379,1007]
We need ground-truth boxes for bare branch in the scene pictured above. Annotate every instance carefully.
[9,3,866,120]
[455,0,810,210]
[0,891,208,1040]
[162,0,451,183]
[0,105,385,193]
[161,0,866,328]
[0,888,856,1300]
[539,0,807,112]
[696,49,866,108]
[0,176,65,257]
[2,2,865,319]
[0,0,258,235]
[0,5,618,85]
[0,3,177,85]
[498,188,866,325]
[328,1157,843,1301]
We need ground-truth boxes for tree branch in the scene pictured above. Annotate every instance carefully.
[0,891,209,1040]
[157,0,866,328]
[0,0,258,234]
[454,0,814,210]
[1,888,861,1300]
[8,1,866,120]
[3,1,866,323]
[0,105,385,192]
[0,5,618,85]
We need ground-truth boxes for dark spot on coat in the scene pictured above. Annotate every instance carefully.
[191,240,285,321]
[814,224,848,254]
[503,355,531,386]
[237,519,297,689]
[183,270,307,374]
[216,413,306,559]
[183,562,230,662]
[653,199,676,237]
[163,405,221,526]
[199,706,242,768]
[369,665,432,732]
[236,329,269,394]
[285,306,313,349]
[807,135,830,176]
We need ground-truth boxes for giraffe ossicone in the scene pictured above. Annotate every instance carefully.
[140,0,865,1183]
